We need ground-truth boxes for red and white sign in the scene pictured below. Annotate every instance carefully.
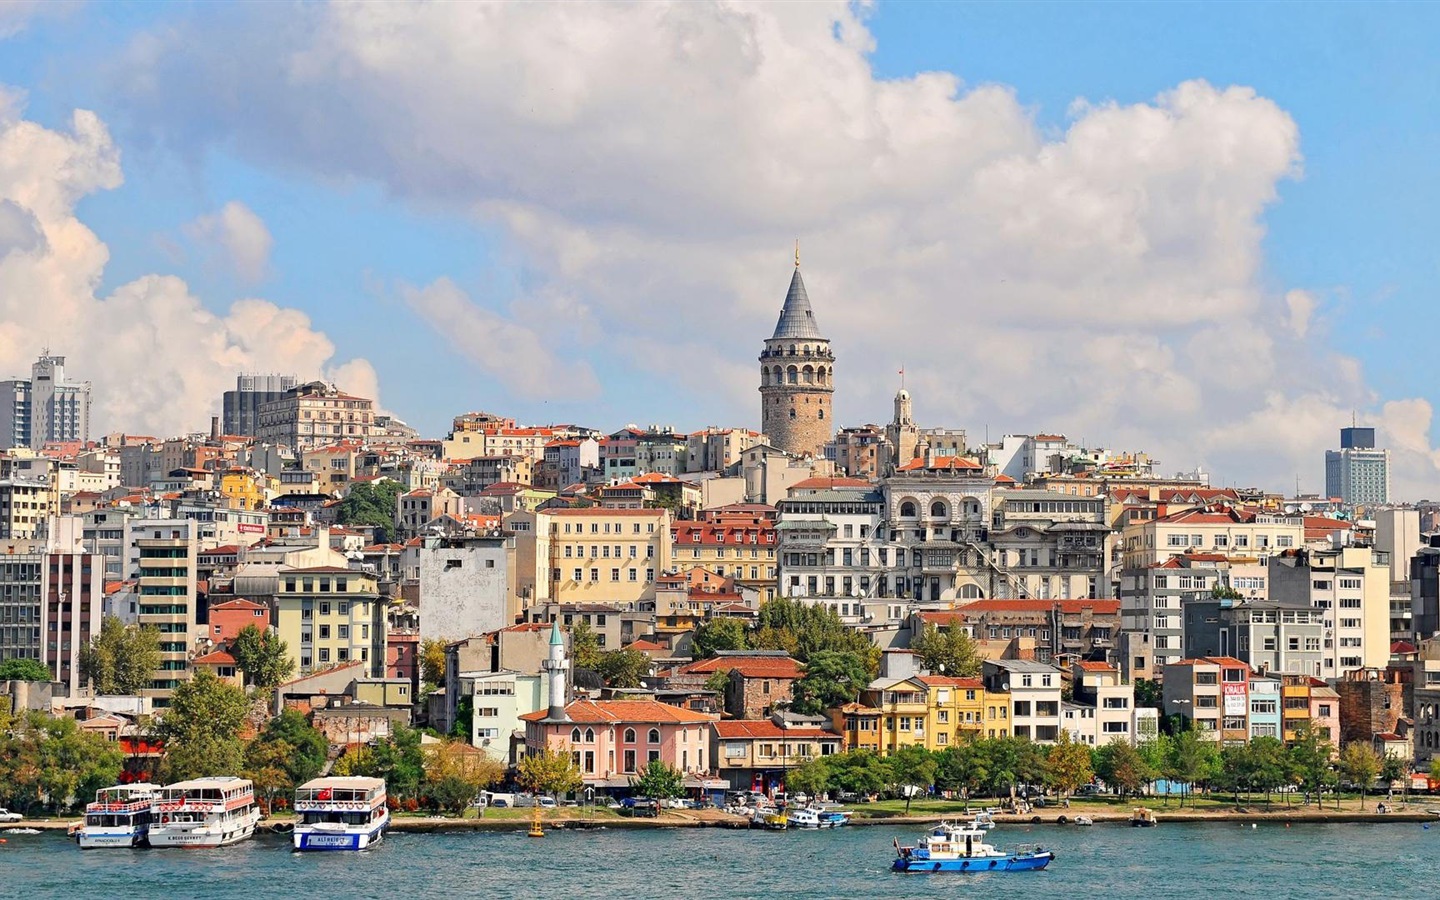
[237,522,265,534]
[1222,683,1247,716]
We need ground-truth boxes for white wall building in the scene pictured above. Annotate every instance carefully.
[417,533,515,644]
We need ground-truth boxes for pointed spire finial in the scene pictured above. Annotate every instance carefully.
[795,238,800,268]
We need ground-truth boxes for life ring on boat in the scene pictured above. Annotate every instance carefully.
[161,815,170,824]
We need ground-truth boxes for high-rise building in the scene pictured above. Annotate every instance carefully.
[0,550,102,693]
[0,353,91,450]
[126,518,199,704]
[255,381,377,452]
[1324,426,1389,505]
[758,254,834,457]
[222,373,299,437]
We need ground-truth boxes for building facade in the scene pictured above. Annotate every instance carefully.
[254,381,378,452]
[1324,427,1389,506]
[222,373,299,437]
[275,566,385,678]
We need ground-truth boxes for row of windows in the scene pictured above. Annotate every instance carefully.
[561,568,654,584]
[560,521,658,535]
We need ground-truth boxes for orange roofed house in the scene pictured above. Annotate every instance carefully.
[670,651,803,719]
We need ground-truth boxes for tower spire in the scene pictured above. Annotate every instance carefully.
[795,238,800,268]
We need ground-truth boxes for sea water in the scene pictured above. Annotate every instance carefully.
[4,821,1434,899]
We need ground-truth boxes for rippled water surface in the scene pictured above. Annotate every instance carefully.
[7,820,1437,899]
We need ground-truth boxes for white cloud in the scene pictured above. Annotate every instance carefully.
[184,200,274,282]
[112,1,1440,496]
[0,93,377,438]
[399,277,599,401]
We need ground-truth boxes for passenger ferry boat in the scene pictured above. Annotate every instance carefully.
[787,806,848,829]
[148,777,260,848]
[293,777,389,851]
[892,821,1055,873]
[76,784,161,849]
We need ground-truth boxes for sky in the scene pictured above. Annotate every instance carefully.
[1,1,1438,498]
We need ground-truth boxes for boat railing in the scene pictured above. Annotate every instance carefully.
[294,799,381,812]
[86,800,152,813]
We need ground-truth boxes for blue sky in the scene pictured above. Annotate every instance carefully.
[1,2,1437,495]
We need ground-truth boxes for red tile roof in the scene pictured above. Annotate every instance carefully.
[519,699,716,725]
[896,456,982,471]
[194,649,237,665]
[209,598,267,612]
[676,655,803,679]
[789,476,873,491]
[1076,661,1117,672]
[711,720,840,740]
[914,675,984,689]
[625,639,668,652]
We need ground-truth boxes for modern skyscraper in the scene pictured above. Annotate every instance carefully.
[1325,426,1390,505]
[222,373,299,437]
[758,253,834,457]
[0,353,91,450]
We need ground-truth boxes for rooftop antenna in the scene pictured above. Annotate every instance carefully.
[898,365,906,391]
[795,239,800,268]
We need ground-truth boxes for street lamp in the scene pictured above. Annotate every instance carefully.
[1168,699,1192,806]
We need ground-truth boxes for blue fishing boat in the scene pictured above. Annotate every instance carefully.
[892,821,1054,873]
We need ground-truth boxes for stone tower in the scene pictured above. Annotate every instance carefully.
[886,385,919,473]
[759,255,834,457]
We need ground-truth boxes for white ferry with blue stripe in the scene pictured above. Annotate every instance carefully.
[893,821,1054,873]
[147,777,260,848]
[293,777,388,851]
[76,784,161,849]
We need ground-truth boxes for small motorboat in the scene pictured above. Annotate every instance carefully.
[1131,807,1158,827]
[971,810,996,830]
[752,807,787,830]
[787,806,847,829]
[1073,815,1094,827]
[892,821,1054,873]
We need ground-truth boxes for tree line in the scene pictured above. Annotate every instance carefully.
[783,726,1402,811]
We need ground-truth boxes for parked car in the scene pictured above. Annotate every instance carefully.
[0,809,22,823]
[538,797,558,809]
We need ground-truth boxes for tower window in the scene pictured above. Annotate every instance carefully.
[789,408,796,419]
[818,409,824,419]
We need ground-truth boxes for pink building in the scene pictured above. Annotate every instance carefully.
[521,698,717,787]
[207,598,270,644]
[1309,678,1341,745]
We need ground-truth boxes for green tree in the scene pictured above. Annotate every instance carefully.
[631,759,686,800]
[518,746,584,797]
[570,620,603,671]
[244,736,296,812]
[1043,731,1094,799]
[908,623,982,677]
[752,598,876,664]
[79,616,162,694]
[1248,735,1291,804]
[1380,752,1407,798]
[420,638,448,688]
[340,725,426,799]
[1095,737,1153,800]
[1133,678,1162,709]
[256,708,328,785]
[596,649,652,689]
[0,658,53,681]
[155,669,249,782]
[230,624,296,689]
[937,742,990,807]
[785,756,831,798]
[826,750,891,797]
[1170,729,1220,807]
[889,745,938,813]
[790,650,869,715]
[1288,722,1334,806]
[334,480,404,542]
[424,740,506,813]
[703,668,732,696]
[1339,742,1383,809]
[0,711,124,813]
[691,616,749,659]
[451,696,474,740]
[1211,583,1244,601]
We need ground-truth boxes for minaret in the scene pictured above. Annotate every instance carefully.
[759,246,835,457]
[542,620,569,721]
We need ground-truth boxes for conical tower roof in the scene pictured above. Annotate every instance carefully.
[770,267,824,340]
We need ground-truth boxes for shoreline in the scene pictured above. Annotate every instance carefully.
[7,806,1435,834]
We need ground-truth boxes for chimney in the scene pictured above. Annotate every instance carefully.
[210,417,221,442]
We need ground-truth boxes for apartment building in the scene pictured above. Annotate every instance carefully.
[275,566,385,677]
[543,508,672,605]
[126,518,200,704]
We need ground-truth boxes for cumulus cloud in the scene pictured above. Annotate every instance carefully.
[112,1,1440,496]
[0,93,377,438]
[184,200,274,282]
[399,277,599,400]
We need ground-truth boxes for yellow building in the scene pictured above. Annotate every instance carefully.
[218,467,268,510]
[276,566,385,677]
[916,675,991,748]
[830,703,882,753]
[862,676,931,753]
[544,508,672,605]
[669,516,778,600]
